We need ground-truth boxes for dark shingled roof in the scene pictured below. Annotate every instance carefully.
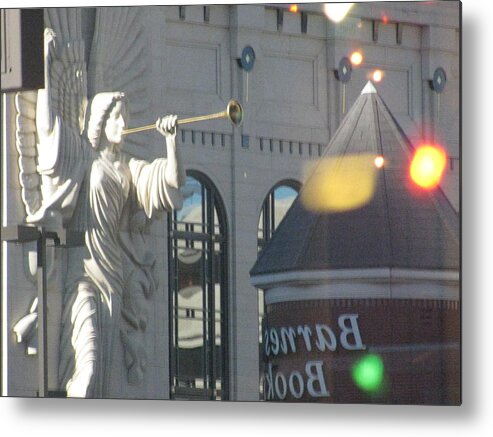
[250,82,459,277]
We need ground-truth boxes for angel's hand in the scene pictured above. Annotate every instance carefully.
[156,115,178,139]
[37,28,57,137]
[44,28,56,60]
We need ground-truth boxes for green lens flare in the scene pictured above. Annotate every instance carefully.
[352,354,384,393]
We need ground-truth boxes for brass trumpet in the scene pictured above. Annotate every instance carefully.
[122,99,244,135]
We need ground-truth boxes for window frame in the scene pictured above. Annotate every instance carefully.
[257,179,301,399]
[168,170,229,400]
[257,180,301,252]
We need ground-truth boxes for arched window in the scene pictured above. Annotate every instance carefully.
[168,172,228,400]
[257,180,301,398]
[257,181,301,252]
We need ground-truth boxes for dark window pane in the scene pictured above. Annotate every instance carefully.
[256,181,300,399]
[169,173,228,400]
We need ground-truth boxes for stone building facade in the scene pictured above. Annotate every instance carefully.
[1,3,460,401]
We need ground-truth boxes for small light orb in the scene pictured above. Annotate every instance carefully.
[323,3,354,23]
[374,156,385,168]
[372,69,383,82]
[289,4,299,13]
[350,51,363,66]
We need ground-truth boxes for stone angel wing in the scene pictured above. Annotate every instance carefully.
[14,7,151,228]
[15,8,90,227]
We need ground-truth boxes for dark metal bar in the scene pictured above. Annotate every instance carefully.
[1,225,39,242]
[171,230,209,242]
[301,12,308,34]
[56,229,85,247]
[168,213,178,397]
[277,8,283,31]
[36,232,48,397]
[396,22,403,45]
[372,20,379,42]
[207,190,215,398]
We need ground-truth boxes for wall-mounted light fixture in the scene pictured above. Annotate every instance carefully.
[334,57,352,83]
[431,67,447,93]
[334,57,352,114]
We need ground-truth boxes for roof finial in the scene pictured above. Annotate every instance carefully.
[361,80,377,95]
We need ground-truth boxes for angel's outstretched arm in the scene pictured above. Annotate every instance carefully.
[129,115,185,217]
[36,28,56,138]
[156,115,186,189]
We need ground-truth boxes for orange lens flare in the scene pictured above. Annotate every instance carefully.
[350,51,363,66]
[409,145,447,189]
[289,4,299,13]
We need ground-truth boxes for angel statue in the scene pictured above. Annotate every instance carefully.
[13,8,185,398]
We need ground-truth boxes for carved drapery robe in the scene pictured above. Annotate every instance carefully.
[59,153,181,397]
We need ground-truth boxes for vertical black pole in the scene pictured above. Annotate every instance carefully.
[207,192,215,399]
[36,231,48,397]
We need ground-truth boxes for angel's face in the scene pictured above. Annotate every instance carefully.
[104,101,127,147]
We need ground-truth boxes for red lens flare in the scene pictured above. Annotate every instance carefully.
[409,145,447,189]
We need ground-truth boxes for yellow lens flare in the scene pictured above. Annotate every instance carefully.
[350,51,363,66]
[289,4,299,13]
[409,145,447,189]
[301,154,378,213]
[323,3,354,23]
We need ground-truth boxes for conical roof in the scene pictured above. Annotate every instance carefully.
[250,82,459,278]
